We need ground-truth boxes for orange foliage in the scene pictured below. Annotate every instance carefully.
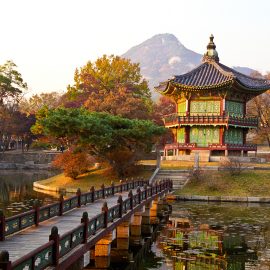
[52,151,94,179]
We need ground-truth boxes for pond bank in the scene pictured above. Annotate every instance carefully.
[167,194,270,203]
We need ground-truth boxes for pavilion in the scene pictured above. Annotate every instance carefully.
[155,35,270,161]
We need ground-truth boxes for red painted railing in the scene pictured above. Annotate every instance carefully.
[163,114,258,128]
[0,180,172,270]
[164,143,257,152]
[0,179,148,241]
[209,143,257,151]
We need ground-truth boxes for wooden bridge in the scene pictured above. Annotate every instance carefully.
[0,178,172,270]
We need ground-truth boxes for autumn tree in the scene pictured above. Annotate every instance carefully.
[0,61,28,150]
[19,91,63,115]
[67,55,153,119]
[32,108,165,176]
[247,71,270,146]
[0,60,27,105]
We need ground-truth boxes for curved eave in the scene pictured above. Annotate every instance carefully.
[233,80,270,95]
[157,79,234,96]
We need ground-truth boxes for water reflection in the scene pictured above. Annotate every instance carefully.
[152,202,270,270]
[0,170,58,217]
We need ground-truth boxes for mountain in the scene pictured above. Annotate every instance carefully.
[122,34,256,100]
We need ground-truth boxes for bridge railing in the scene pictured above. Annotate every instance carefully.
[0,179,173,270]
[0,178,148,241]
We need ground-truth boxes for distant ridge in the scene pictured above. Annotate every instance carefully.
[122,34,256,100]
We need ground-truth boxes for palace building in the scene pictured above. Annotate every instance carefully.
[155,35,270,161]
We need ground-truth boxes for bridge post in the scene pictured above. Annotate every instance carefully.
[94,231,116,269]
[59,194,64,216]
[77,188,81,208]
[33,199,40,226]
[144,184,148,200]
[111,181,115,196]
[102,202,108,228]
[0,251,11,270]
[101,184,105,199]
[117,195,123,218]
[141,202,153,235]
[119,180,123,193]
[130,210,143,246]
[90,186,95,203]
[0,210,6,241]
[49,226,60,266]
[128,190,133,209]
[110,220,130,264]
[81,212,89,243]
[137,187,141,204]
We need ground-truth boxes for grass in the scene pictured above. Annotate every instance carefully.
[175,170,270,197]
[39,166,153,192]
[139,159,270,169]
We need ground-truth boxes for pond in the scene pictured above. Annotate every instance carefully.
[134,201,270,270]
[0,170,58,217]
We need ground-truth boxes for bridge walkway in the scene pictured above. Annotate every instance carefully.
[0,189,136,262]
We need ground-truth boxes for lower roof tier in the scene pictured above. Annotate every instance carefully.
[164,114,258,128]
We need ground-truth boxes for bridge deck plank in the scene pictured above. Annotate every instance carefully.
[0,190,134,262]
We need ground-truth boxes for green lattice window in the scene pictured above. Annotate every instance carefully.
[177,128,185,143]
[224,128,243,144]
[177,102,186,116]
[190,127,219,147]
[225,101,244,117]
[190,100,220,115]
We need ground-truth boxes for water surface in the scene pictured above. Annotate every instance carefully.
[138,201,270,270]
[0,170,58,217]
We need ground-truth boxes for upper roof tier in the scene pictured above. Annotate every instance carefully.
[155,35,270,94]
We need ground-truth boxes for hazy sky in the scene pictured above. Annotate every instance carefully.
[1,0,270,95]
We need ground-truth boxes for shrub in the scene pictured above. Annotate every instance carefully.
[220,158,245,176]
[188,166,204,182]
[52,151,94,179]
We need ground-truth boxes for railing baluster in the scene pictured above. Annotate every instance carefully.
[90,186,95,203]
[49,226,60,267]
[128,190,133,209]
[117,195,123,218]
[102,202,108,228]
[0,210,6,241]
[81,212,89,243]
[0,251,11,270]
[77,188,81,208]
[59,194,64,216]
[137,187,141,204]
[33,199,40,226]
[111,181,115,196]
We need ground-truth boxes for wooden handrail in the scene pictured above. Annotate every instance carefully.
[0,179,148,240]
[2,180,172,270]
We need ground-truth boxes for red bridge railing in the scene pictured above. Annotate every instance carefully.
[0,178,148,241]
[0,179,172,270]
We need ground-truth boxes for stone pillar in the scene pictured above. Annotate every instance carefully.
[225,150,228,156]
[141,201,153,235]
[110,220,131,264]
[94,230,116,268]
[150,198,159,225]
[130,209,143,246]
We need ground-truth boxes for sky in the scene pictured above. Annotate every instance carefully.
[1,0,270,96]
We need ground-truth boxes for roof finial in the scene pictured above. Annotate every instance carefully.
[203,34,219,62]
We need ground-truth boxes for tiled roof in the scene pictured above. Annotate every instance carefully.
[155,35,270,94]
[156,61,270,92]
[173,62,233,88]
